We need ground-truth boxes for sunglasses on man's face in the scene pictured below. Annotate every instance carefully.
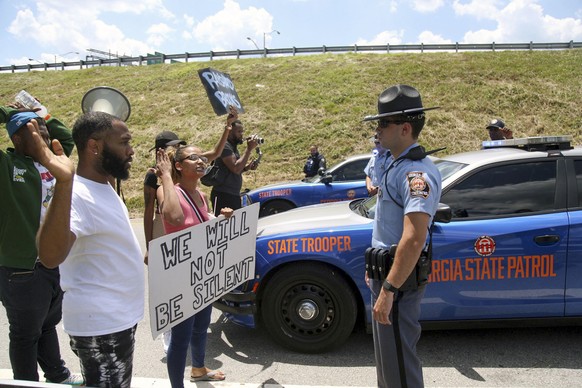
[181,154,208,163]
[377,119,405,128]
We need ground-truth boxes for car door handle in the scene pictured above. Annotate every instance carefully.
[534,235,560,245]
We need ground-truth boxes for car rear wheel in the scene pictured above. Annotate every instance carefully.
[260,263,357,353]
[260,200,295,217]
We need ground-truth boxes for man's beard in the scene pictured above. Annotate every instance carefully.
[101,145,131,180]
[230,133,243,145]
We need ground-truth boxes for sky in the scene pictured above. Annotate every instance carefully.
[1,0,582,66]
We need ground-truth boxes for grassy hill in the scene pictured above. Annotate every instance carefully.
[1,49,581,216]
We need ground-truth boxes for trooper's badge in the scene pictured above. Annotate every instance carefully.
[407,171,430,198]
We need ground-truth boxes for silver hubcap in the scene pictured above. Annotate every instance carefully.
[297,299,319,320]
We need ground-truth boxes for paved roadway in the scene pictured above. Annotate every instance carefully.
[1,219,582,387]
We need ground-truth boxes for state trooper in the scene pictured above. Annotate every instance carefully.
[364,135,390,196]
[363,84,442,388]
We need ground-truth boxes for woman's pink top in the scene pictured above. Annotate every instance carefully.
[162,186,210,234]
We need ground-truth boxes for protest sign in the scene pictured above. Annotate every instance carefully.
[147,203,259,339]
[198,67,245,115]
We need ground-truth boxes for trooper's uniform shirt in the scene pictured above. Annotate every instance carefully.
[372,143,441,249]
[370,142,441,388]
[364,148,390,187]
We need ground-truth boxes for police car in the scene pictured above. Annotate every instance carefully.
[242,154,371,217]
[215,136,582,353]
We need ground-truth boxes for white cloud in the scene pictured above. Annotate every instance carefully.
[456,0,582,43]
[452,0,500,20]
[183,14,195,28]
[193,0,274,50]
[6,0,175,60]
[90,19,151,57]
[541,14,582,41]
[107,0,174,19]
[413,0,445,13]
[147,23,175,47]
[182,30,193,40]
[180,14,196,41]
[381,0,398,13]
[51,0,175,18]
[356,30,404,45]
[8,9,45,44]
[418,31,453,44]
[389,0,398,13]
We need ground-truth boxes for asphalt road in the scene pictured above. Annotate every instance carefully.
[1,219,582,387]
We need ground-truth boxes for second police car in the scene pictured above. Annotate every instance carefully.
[242,154,371,217]
[215,136,582,353]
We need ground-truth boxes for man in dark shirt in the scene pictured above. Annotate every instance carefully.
[210,120,259,215]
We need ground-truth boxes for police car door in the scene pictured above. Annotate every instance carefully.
[422,158,567,322]
[565,158,582,316]
[316,157,370,204]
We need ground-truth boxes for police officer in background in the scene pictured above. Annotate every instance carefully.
[303,144,326,178]
[364,135,390,196]
[486,118,513,140]
[363,84,442,388]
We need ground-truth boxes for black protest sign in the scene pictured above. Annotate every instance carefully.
[198,68,245,115]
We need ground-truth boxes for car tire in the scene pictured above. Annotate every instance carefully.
[259,263,358,353]
[260,200,295,217]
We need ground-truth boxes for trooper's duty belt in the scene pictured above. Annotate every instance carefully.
[365,244,432,291]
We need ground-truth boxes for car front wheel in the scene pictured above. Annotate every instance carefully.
[259,263,358,353]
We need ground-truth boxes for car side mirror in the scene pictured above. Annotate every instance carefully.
[434,203,452,223]
[317,167,326,176]
[320,174,333,184]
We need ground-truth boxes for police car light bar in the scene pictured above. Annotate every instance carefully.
[482,135,573,151]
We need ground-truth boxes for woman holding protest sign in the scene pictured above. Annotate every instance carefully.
[143,105,238,264]
[143,107,237,360]
[156,143,233,386]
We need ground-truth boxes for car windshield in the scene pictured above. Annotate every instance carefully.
[302,156,370,183]
[351,195,377,219]
[434,159,467,181]
[353,159,466,220]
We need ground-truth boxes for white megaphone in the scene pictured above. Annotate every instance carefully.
[81,86,131,121]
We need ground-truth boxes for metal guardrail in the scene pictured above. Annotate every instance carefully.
[2,41,580,73]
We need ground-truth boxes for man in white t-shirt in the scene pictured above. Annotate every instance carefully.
[37,111,144,388]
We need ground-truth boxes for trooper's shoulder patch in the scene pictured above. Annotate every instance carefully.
[407,171,430,199]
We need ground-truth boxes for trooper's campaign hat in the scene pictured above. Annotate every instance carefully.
[363,84,439,121]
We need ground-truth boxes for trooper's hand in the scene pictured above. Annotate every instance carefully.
[372,288,394,325]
